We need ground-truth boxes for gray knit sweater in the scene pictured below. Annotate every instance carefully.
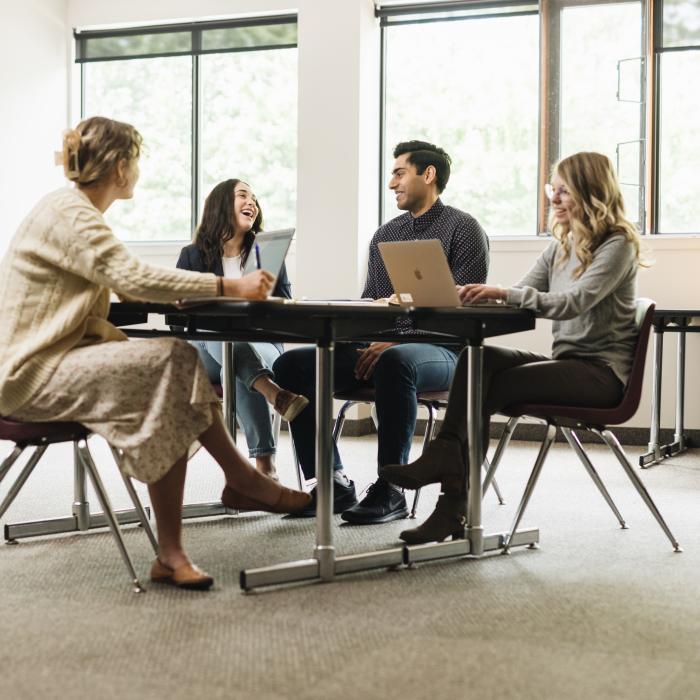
[506,234,638,384]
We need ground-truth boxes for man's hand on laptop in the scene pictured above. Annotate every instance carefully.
[458,284,507,305]
[355,342,397,380]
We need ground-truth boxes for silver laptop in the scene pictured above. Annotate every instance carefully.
[242,228,295,277]
[378,239,462,307]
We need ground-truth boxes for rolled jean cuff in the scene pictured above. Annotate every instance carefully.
[244,368,274,392]
[248,447,276,458]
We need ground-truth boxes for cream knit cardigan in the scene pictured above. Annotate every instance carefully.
[0,187,218,416]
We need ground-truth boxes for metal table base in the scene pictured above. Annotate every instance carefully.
[240,528,540,591]
[640,313,700,468]
[240,344,540,591]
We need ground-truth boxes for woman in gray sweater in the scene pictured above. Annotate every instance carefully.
[380,151,645,544]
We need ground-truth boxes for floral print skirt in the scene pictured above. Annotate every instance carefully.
[13,337,218,484]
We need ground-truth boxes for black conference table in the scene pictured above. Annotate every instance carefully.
[108,299,536,590]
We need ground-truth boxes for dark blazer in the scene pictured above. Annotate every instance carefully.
[176,243,293,299]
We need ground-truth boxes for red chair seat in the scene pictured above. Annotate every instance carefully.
[0,417,89,446]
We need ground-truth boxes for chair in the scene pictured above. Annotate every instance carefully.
[482,298,681,553]
[0,417,158,592]
[294,387,505,517]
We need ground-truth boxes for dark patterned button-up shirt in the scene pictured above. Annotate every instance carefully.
[362,198,489,334]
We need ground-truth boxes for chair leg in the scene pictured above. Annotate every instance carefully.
[594,428,681,552]
[77,439,145,592]
[333,401,354,442]
[292,440,305,491]
[482,458,506,505]
[483,416,519,499]
[410,402,437,518]
[272,411,282,443]
[561,427,626,529]
[0,445,46,522]
[109,447,158,554]
[503,424,557,553]
[0,445,25,486]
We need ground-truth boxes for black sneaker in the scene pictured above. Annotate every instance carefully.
[340,478,409,525]
[286,471,358,518]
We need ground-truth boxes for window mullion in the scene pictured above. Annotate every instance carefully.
[645,0,659,234]
[191,29,202,238]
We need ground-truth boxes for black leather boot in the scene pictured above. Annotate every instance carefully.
[378,436,465,490]
[399,490,467,545]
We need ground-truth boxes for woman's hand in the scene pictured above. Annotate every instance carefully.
[457,284,508,305]
[223,270,275,300]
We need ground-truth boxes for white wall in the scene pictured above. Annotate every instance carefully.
[3,0,700,432]
[0,0,69,257]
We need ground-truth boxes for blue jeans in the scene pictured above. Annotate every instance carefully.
[194,340,282,457]
[272,342,459,479]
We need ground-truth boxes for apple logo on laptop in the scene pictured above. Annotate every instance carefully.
[413,269,423,280]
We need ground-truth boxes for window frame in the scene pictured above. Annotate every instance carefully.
[377,0,697,236]
[75,15,297,240]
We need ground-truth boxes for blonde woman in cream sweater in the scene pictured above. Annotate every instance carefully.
[0,116,310,590]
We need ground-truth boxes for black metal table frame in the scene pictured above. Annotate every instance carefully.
[6,300,537,587]
[640,310,700,468]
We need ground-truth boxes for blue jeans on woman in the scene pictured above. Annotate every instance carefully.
[194,340,282,457]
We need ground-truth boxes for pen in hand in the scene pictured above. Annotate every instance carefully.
[254,242,262,270]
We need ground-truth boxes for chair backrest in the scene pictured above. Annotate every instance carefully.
[614,297,656,423]
[502,298,655,427]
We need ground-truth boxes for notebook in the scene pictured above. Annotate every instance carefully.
[378,239,463,307]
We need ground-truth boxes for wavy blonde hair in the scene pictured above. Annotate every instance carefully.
[551,151,646,277]
[59,116,142,187]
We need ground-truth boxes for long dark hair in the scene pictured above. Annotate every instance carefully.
[194,179,264,272]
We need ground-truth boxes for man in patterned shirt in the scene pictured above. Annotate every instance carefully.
[273,140,489,523]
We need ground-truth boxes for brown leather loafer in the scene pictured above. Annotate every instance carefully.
[150,558,214,590]
[222,485,311,514]
[273,390,309,422]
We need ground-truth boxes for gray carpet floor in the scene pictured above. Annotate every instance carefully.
[0,431,698,700]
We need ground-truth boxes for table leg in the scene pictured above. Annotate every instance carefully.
[466,344,484,555]
[222,340,236,440]
[314,339,335,580]
[640,329,664,467]
[674,325,686,451]
[181,340,238,520]
[402,342,539,566]
[240,333,404,590]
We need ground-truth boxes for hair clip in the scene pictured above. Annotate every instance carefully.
[59,129,82,178]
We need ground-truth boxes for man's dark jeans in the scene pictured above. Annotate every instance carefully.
[272,342,459,479]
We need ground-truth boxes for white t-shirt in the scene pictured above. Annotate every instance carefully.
[222,255,243,280]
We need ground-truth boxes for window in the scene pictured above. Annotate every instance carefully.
[83,57,192,242]
[656,0,700,233]
[77,17,298,242]
[199,50,297,231]
[381,3,540,235]
[553,0,644,227]
[379,0,699,235]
